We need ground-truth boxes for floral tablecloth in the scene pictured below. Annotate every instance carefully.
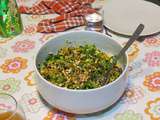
[0,0,160,120]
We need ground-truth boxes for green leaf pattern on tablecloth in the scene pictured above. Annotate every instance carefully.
[0,47,7,58]
[0,78,20,94]
[20,91,45,113]
[115,110,143,120]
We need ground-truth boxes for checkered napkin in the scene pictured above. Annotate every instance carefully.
[19,0,96,33]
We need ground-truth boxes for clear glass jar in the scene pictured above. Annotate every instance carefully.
[0,93,26,120]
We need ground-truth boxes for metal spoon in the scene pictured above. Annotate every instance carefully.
[103,24,145,84]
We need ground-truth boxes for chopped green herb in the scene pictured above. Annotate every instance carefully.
[39,44,122,90]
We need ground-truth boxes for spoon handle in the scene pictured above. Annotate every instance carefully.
[102,24,145,85]
[116,24,145,59]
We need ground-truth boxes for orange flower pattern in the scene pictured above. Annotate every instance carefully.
[0,37,13,44]
[23,24,37,34]
[0,57,28,73]
[43,108,76,120]
[144,37,160,46]
[143,72,160,92]
[39,34,55,43]
[11,40,35,53]
[145,98,160,120]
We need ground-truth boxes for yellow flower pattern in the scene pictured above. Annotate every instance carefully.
[123,42,140,62]
[145,98,160,120]
[24,71,36,86]
[43,108,76,120]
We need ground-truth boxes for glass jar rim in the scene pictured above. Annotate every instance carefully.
[0,93,18,120]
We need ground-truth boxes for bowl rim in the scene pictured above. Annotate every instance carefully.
[34,31,129,92]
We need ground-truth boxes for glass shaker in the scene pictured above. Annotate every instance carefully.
[0,0,23,37]
[85,12,103,32]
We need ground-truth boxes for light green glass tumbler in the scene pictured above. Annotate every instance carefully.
[0,0,23,37]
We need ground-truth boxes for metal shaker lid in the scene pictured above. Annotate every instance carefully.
[85,13,103,23]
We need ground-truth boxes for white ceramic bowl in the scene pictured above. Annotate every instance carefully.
[34,31,128,114]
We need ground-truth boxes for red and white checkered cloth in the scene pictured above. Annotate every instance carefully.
[19,0,96,33]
